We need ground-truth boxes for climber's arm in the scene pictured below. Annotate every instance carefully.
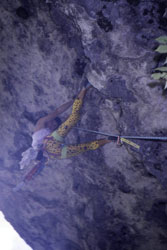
[40,100,73,122]
[34,100,73,131]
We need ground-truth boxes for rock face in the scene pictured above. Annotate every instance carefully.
[0,0,167,249]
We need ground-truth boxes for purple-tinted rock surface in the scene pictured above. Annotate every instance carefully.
[0,0,167,249]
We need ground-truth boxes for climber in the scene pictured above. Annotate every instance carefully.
[19,78,113,169]
[42,79,113,159]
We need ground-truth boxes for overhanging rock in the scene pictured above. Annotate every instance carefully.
[0,0,167,250]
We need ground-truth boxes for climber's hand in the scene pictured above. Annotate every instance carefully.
[82,77,92,89]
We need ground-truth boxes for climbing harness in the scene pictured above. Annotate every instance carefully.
[61,146,67,159]
[51,131,64,143]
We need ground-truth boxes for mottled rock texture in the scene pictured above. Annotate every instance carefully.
[0,0,167,250]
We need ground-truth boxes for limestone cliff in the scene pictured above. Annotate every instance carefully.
[0,0,167,250]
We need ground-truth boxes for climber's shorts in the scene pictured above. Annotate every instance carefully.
[43,98,100,159]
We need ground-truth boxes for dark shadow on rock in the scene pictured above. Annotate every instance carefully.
[74,58,87,77]
[33,84,44,96]
[146,200,167,229]
[158,1,167,30]
[97,222,138,250]
[30,194,59,208]
[50,7,83,55]
[21,110,37,124]
[16,7,30,20]
[127,0,140,6]
[96,10,113,32]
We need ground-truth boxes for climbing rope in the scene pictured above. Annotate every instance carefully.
[14,126,167,192]
[74,127,167,141]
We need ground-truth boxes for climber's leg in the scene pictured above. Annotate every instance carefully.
[51,87,89,141]
[61,138,111,159]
